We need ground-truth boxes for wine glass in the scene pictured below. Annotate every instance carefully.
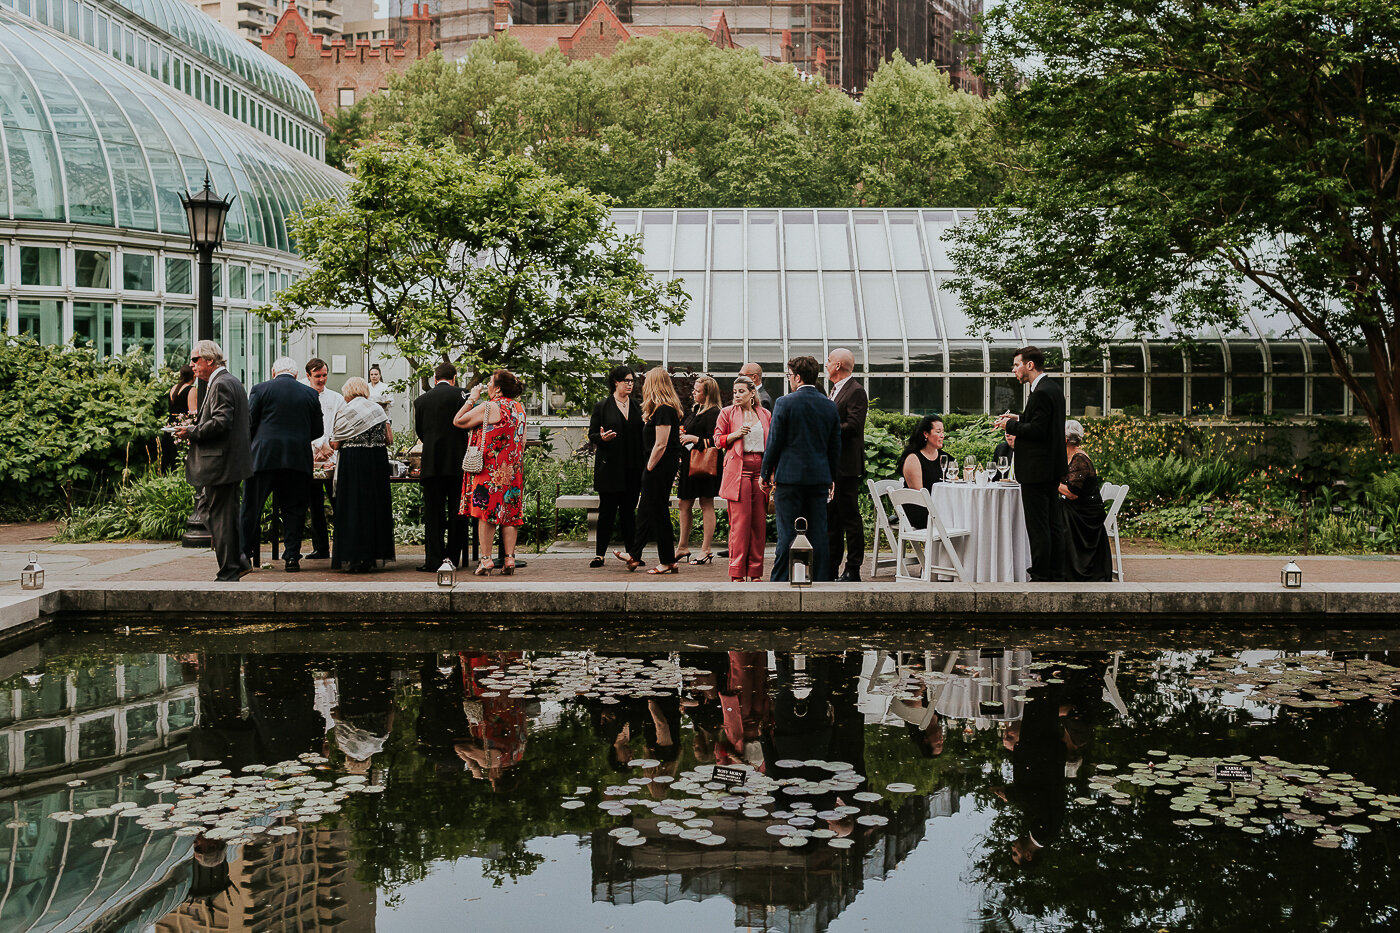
[944,460,959,483]
[996,455,1010,479]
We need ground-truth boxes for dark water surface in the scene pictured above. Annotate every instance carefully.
[3,627,1399,932]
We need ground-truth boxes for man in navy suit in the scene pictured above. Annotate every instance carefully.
[241,356,323,571]
[995,346,1069,582]
[761,356,842,582]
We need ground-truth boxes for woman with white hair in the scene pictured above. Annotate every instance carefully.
[329,376,395,573]
[1058,419,1112,582]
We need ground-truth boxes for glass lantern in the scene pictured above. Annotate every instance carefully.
[20,553,44,590]
[788,518,813,587]
[1281,559,1302,588]
[436,559,456,587]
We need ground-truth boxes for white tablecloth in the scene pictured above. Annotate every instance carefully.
[927,482,1031,583]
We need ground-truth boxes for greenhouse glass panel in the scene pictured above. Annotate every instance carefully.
[991,376,1022,415]
[897,272,938,340]
[164,305,192,365]
[667,345,701,372]
[788,342,825,370]
[1187,341,1225,372]
[950,377,984,414]
[16,300,61,344]
[708,341,744,374]
[817,212,851,269]
[251,269,267,302]
[1069,345,1105,372]
[672,211,707,269]
[853,212,890,269]
[746,273,781,339]
[122,252,155,291]
[909,377,945,414]
[933,273,975,339]
[948,343,983,373]
[20,671,66,718]
[249,315,265,382]
[1309,378,1344,415]
[168,697,196,731]
[922,210,955,269]
[868,377,903,412]
[1268,341,1306,373]
[747,343,785,373]
[867,342,904,372]
[78,717,116,759]
[166,257,192,295]
[1348,348,1374,374]
[1272,377,1306,414]
[748,211,779,269]
[860,273,901,340]
[1109,376,1145,414]
[668,273,704,340]
[1148,342,1185,373]
[24,726,66,770]
[612,210,638,237]
[121,303,156,355]
[227,310,246,384]
[126,705,159,745]
[822,272,860,343]
[786,272,821,342]
[713,212,742,269]
[4,128,65,219]
[888,212,923,270]
[710,272,743,339]
[73,301,114,356]
[1191,376,1225,415]
[1149,378,1183,416]
[74,666,118,709]
[20,246,60,286]
[1227,341,1264,373]
[1231,377,1265,417]
[74,249,112,289]
[988,345,1019,376]
[782,210,817,269]
[1070,376,1104,416]
[211,261,222,298]
[908,343,944,373]
[228,264,246,300]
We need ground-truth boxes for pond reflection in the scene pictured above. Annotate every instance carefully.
[1,640,1399,932]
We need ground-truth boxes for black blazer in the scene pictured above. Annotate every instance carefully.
[413,381,471,478]
[248,374,321,474]
[588,396,644,494]
[831,378,869,478]
[1005,375,1068,485]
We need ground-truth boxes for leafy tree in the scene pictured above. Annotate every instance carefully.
[260,141,686,397]
[324,98,370,173]
[945,0,1400,450]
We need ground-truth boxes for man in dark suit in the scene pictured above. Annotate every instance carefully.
[995,346,1068,582]
[740,362,773,411]
[176,340,252,582]
[413,361,470,572]
[241,356,322,571]
[760,356,842,583]
[824,348,868,582]
[993,435,1015,481]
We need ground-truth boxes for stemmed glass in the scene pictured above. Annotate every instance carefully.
[944,460,960,483]
[996,455,1010,479]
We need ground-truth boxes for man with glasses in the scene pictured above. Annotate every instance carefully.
[175,341,252,581]
[760,356,842,582]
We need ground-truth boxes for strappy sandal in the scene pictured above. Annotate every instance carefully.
[691,553,713,565]
[675,550,692,563]
[613,550,645,572]
[474,558,495,576]
[646,564,680,575]
[501,556,516,576]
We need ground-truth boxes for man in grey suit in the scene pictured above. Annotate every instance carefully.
[177,340,253,582]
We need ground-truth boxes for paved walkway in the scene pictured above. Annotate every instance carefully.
[1,523,1396,589]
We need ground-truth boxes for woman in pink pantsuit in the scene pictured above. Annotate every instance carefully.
[715,376,772,581]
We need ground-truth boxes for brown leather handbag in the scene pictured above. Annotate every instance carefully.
[689,445,719,478]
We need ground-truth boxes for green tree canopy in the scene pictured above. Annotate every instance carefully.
[945,0,1400,450]
[260,141,686,399]
[360,34,1003,208]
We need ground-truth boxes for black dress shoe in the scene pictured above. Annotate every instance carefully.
[305,550,329,560]
[415,564,436,572]
[285,559,300,573]
[836,571,862,583]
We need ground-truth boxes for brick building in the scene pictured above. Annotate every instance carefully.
[500,0,733,59]
[260,3,438,115]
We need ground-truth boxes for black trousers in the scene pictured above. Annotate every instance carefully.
[241,469,310,562]
[1019,481,1066,582]
[826,473,865,577]
[303,475,331,555]
[422,473,466,569]
[596,489,638,557]
[629,457,679,565]
[206,481,245,581]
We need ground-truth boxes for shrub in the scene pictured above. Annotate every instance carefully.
[59,469,194,542]
[1103,454,1251,512]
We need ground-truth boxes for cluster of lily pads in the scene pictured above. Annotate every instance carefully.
[568,759,915,851]
[1083,752,1400,848]
[32,753,383,848]
[473,655,703,703]
[1190,655,1400,709]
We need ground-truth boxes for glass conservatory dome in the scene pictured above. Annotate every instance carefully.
[0,9,346,251]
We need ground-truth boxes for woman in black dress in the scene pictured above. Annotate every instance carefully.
[676,374,722,564]
[899,414,955,529]
[616,366,684,574]
[1058,419,1112,581]
[329,377,396,573]
[587,365,644,568]
[162,364,196,469]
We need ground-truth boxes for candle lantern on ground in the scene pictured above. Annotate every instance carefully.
[437,559,456,587]
[1281,559,1302,588]
[19,553,44,590]
[789,518,813,587]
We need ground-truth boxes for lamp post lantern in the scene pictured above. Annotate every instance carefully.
[178,174,235,549]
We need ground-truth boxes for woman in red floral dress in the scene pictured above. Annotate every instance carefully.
[453,369,527,575]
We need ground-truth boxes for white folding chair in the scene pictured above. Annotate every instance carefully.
[886,487,971,583]
[1100,482,1128,582]
[867,478,903,578]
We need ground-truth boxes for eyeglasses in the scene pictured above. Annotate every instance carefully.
[190,356,201,362]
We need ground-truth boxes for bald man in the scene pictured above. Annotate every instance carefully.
[825,348,868,582]
[739,363,773,411]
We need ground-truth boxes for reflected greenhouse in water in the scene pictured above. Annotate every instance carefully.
[2,634,1399,932]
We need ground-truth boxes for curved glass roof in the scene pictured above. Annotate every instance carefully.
[107,0,320,121]
[0,10,347,252]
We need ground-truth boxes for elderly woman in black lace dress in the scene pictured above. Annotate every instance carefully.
[329,377,396,573]
[1058,419,1112,582]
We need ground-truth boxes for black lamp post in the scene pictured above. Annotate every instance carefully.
[179,174,235,549]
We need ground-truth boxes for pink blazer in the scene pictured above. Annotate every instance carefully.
[714,404,772,501]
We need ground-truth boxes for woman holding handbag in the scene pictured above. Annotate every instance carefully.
[676,374,722,564]
[453,369,527,575]
[616,366,684,574]
[715,375,771,581]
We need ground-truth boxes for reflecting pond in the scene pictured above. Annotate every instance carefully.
[2,632,1399,932]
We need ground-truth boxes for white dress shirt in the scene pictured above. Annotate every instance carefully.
[828,374,851,400]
